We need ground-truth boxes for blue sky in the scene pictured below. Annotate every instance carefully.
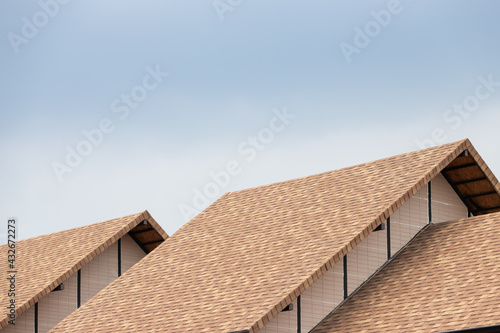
[1,0,500,241]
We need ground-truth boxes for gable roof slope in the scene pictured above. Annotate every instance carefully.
[0,210,167,329]
[50,139,500,332]
[312,211,500,332]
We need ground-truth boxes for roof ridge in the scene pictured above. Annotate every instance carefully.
[225,139,469,196]
[4,212,143,245]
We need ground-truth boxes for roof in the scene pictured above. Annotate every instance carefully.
[312,211,500,333]
[0,210,167,329]
[50,139,500,333]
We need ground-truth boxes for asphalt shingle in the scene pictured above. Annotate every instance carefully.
[0,210,167,329]
[312,212,500,333]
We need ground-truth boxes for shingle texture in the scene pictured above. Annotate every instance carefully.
[48,140,495,333]
[312,211,500,333]
[0,210,166,329]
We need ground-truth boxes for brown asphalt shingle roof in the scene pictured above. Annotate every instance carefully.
[50,139,499,333]
[312,211,500,333]
[0,210,167,329]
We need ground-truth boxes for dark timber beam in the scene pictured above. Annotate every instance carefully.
[464,191,497,200]
[297,295,301,333]
[141,240,163,246]
[453,177,487,186]
[34,303,38,333]
[475,206,500,213]
[441,171,480,214]
[387,217,391,260]
[428,181,432,224]
[118,238,122,277]
[343,255,348,300]
[442,162,477,172]
[77,270,81,308]
[128,231,150,254]
[129,227,155,235]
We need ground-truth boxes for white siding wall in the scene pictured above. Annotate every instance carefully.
[432,173,468,223]
[301,260,344,332]
[2,234,148,333]
[390,183,428,257]
[81,241,118,305]
[347,225,387,296]
[38,273,78,332]
[121,234,146,273]
[261,173,468,332]
[261,262,345,333]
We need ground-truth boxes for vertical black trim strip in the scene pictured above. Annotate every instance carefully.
[428,181,432,224]
[297,295,301,333]
[387,217,391,260]
[34,302,38,333]
[77,269,81,308]
[118,238,122,277]
[343,255,348,300]
[468,209,472,218]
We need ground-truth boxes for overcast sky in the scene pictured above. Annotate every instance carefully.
[1,0,500,241]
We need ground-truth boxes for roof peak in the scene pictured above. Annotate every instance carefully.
[0,211,168,329]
